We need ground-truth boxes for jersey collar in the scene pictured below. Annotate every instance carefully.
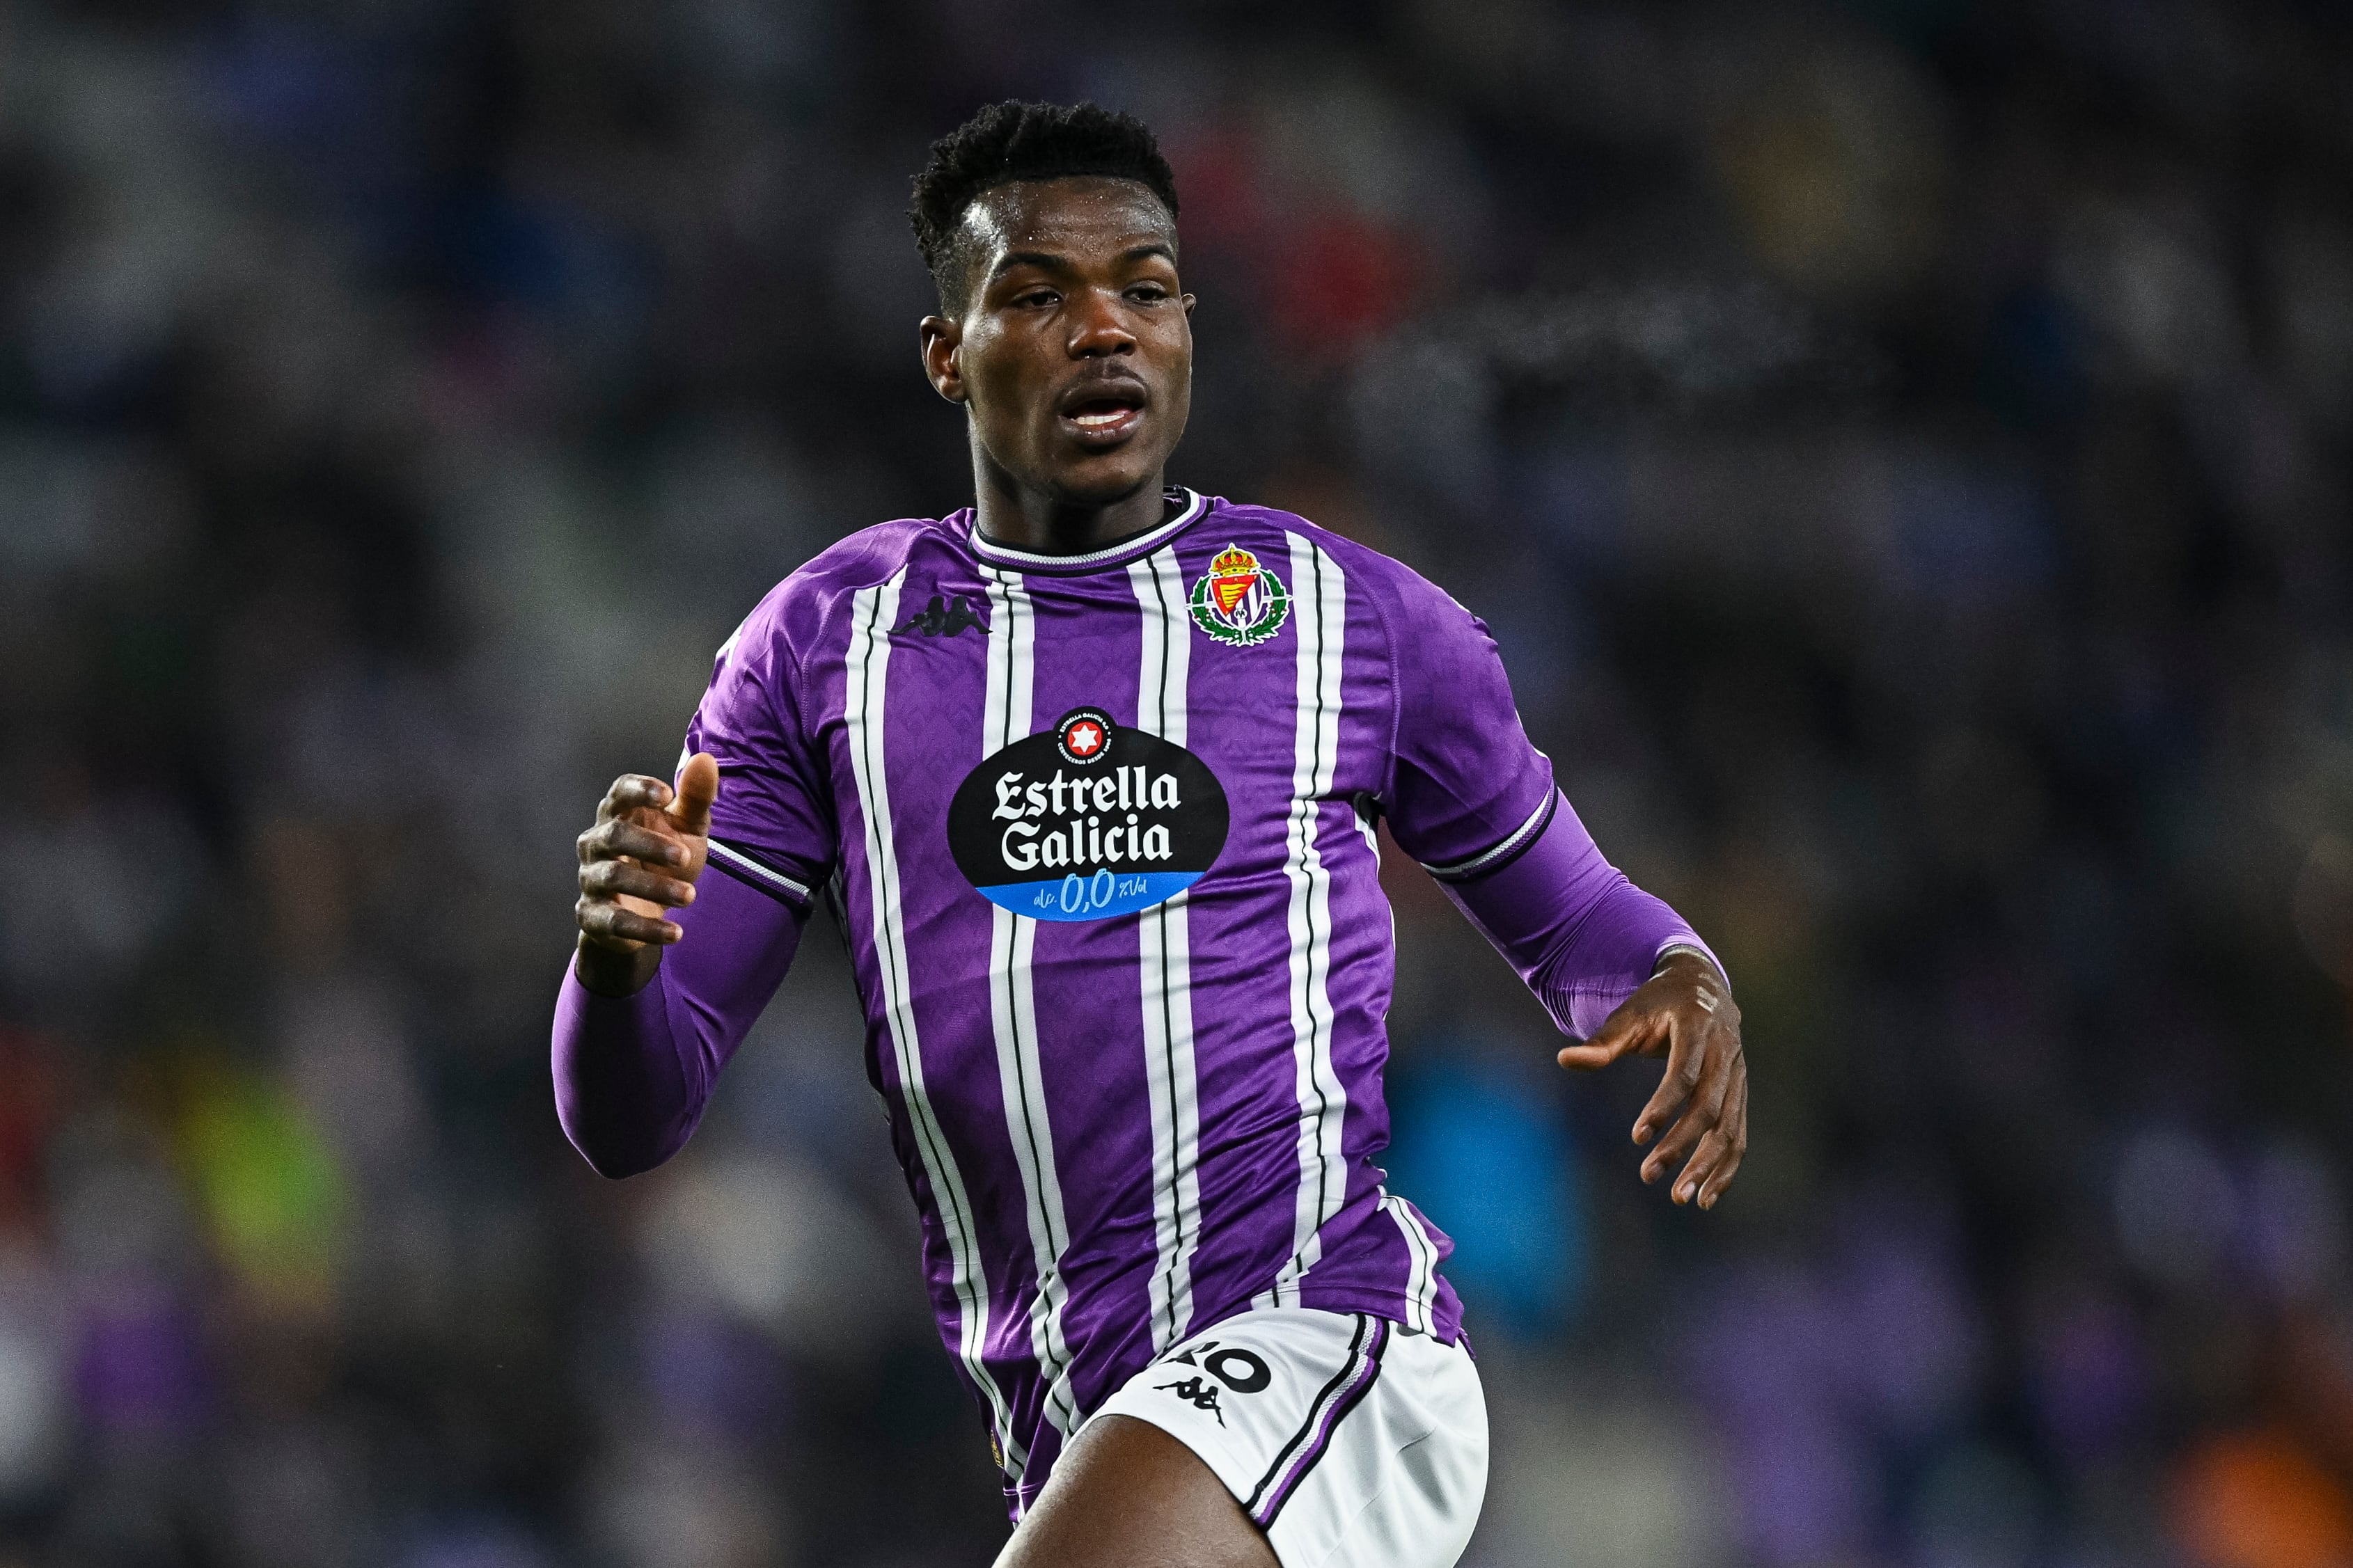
[968,488,1208,574]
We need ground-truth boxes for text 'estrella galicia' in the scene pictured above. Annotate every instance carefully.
[948,707,1229,921]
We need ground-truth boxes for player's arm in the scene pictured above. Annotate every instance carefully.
[556,751,808,1178]
[554,589,833,1177]
[1370,557,1746,1209]
[1440,800,1746,1210]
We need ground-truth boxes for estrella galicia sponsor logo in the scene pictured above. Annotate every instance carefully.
[948,706,1228,922]
[1188,543,1291,648]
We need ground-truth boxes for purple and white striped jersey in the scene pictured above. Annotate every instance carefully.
[555,487,1713,1516]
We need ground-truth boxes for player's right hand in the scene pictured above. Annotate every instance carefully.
[575,754,720,979]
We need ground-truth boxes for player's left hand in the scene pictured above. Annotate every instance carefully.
[1556,950,1746,1209]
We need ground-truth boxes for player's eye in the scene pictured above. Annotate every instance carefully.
[1014,288,1059,308]
[1127,285,1169,303]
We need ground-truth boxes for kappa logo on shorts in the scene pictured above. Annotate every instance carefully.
[1188,544,1291,648]
[1154,1375,1227,1424]
[1154,1339,1273,1425]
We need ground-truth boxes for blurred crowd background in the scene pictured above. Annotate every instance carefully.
[4,0,2353,1564]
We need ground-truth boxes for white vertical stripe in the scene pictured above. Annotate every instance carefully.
[1380,1189,1440,1333]
[979,568,1079,1448]
[979,566,1036,767]
[1264,534,1350,1308]
[845,570,1026,1479]
[1354,798,1396,964]
[1128,548,1202,1352]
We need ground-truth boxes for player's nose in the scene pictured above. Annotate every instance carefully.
[1066,285,1138,358]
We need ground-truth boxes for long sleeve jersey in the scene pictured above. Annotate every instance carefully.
[551,489,1715,1517]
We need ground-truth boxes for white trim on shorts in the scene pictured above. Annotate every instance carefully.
[1080,1306,1488,1568]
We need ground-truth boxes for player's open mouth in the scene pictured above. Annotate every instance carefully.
[1057,388,1147,444]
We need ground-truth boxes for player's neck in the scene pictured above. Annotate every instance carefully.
[972,464,1174,557]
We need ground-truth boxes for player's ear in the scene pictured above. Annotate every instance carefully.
[1182,292,1197,319]
[921,315,967,404]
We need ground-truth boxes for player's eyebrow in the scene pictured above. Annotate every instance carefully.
[988,250,1077,282]
[986,241,1178,285]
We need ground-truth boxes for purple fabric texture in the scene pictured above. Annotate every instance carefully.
[546,489,1715,1517]
[1445,791,1721,1039]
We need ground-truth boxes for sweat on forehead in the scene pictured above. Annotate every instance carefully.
[966,174,1174,230]
[929,177,1174,315]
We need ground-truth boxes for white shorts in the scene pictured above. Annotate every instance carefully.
[1083,1307,1488,1568]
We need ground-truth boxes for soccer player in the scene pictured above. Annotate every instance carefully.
[554,102,1746,1568]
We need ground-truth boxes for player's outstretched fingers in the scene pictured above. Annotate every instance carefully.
[1665,1069,1745,1209]
[1639,1022,1738,1182]
[1632,1015,1710,1169]
[1686,1072,1749,1210]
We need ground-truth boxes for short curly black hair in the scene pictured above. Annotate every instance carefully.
[909,100,1180,316]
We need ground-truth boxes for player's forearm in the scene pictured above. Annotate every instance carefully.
[553,965,704,1177]
[1445,790,1721,1038]
[551,868,806,1176]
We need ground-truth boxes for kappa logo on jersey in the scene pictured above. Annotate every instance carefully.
[893,593,986,638]
[947,707,1229,922]
[1189,544,1291,648]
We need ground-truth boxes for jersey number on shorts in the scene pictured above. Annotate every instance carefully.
[1153,1340,1273,1426]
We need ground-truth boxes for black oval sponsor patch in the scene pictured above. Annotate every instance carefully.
[949,707,1229,921]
